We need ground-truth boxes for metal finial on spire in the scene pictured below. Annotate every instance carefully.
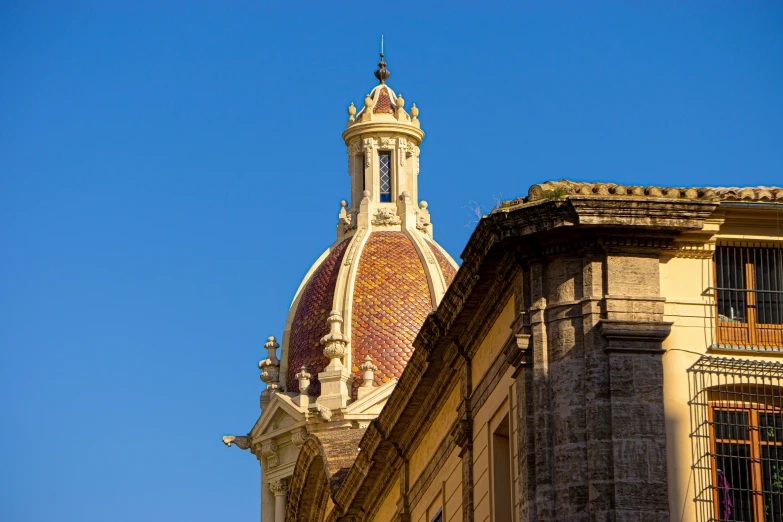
[374,35,390,84]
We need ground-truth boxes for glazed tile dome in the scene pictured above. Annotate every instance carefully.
[281,228,456,398]
[272,51,457,403]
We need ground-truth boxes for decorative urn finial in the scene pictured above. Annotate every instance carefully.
[320,310,349,367]
[358,355,378,388]
[296,365,312,395]
[259,335,281,396]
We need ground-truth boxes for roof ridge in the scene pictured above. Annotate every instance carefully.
[498,180,783,209]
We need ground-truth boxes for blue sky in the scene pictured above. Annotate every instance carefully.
[1,2,781,521]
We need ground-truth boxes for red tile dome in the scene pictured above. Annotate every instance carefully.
[283,230,456,398]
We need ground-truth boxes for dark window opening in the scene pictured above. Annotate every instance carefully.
[715,245,783,349]
[379,151,391,202]
[492,413,513,522]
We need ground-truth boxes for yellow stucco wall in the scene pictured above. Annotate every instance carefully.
[409,383,460,487]
[660,231,783,522]
[472,298,515,388]
[371,477,400,522]
[410,449,462,522]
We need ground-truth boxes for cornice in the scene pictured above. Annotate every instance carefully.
[327,193,722,517]
[342,122,424,146]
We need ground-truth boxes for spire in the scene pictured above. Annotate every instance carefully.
[374,35,390,84]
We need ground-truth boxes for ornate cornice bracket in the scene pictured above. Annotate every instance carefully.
[310,402,333,422]
[450,418,473,457]
[260,440,280,468]
[503,332,531,377]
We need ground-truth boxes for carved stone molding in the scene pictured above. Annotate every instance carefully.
[311,403,332,422]
[290,430,308,447]
[362,138,375,167]
[599,319,673,354]
[669,241,716,258]
[260,440,279,468]
[269,477,288,496]
[450,418,473,457]
[502,332,531,373]
[371,208,402,226]
[344,228,366,266]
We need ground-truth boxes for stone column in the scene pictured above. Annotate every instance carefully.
[269,478,288,522]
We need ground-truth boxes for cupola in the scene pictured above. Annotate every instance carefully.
[271,49,457,410]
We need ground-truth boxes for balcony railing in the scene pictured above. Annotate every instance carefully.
[688,356,783,522]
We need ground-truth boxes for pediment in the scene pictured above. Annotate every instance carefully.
[249,393,306,439]
[344,378,398,415]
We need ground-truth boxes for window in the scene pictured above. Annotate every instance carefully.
[715,245,783,350]
[688,356,783,522]
[430,508,443,522]
[379,151,391,202]
[492,413,513,522]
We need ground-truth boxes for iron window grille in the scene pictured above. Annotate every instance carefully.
[688,356,783,521]
[379,151,392,202]
[713,244,783,351]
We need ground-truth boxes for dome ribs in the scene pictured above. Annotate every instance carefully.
[288,239,350,396]
[351,232,432,397]
[424,238,458,286]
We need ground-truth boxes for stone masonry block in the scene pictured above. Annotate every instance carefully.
[611,401,665,439]
[553,442,588,487]
[606,254,660,296]
[614,480,668,511]
[587,441,615,481]
[612,440,649,482]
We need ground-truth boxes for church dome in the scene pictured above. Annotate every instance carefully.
[271,50,457,407]
[282,228,456,398]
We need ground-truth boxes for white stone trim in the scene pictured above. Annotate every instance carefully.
[332,225,373,376]
[279,243,338,391]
